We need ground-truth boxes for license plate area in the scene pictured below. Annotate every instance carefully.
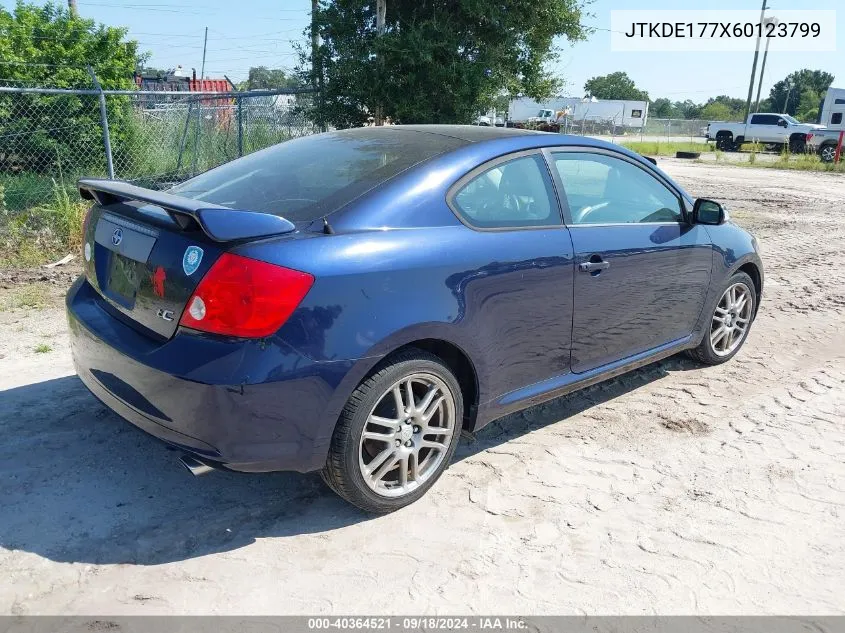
[94,214,158,308]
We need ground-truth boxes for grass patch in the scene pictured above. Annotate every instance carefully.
[2,283,52,310]
[620,141,713,156]
[1,178,87,268]
[34,343,52,354]
[764,153,845,172]
[733,152,845,173]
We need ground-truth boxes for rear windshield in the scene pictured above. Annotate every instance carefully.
[169,128,465,222]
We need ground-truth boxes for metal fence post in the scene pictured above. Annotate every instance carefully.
[176,98,194,174]
[237,93,244,157]
[87,66,114,179]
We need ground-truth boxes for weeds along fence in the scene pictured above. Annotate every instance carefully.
[0,85,320,215]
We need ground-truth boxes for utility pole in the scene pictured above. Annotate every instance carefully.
[743,0,768,121]
[191,26,208,174]
[374,0,386,126]
[754,16,778,113]
[311,0,320,92]
[782,81,793,114]
[68,0,77,16]
[199,26,208,91]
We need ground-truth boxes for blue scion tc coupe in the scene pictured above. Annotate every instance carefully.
[67,125,763,513]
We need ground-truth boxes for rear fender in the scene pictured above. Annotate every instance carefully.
[308,324,485,466]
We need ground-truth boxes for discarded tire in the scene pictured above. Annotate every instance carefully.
[676,151,701,159]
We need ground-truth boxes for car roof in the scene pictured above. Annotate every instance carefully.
[328,125,671,182]
[389,124,544,142]
[335,124,630,154]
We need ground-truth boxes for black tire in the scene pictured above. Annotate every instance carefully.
[819,143,837,163]
[687,271,756,366]
[715,133,733,152]
[675,151,701,159]
[321,349,463,513]
[789,135,806,154]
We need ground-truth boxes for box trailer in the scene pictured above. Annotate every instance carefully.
[508,97,649,130]
[818,87,845,130]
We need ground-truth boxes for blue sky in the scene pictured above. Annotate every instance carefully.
[2,0,841,101]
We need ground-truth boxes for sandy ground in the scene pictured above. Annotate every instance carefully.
[1,161,844,615]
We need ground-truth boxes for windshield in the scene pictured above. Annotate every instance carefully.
[781,114,800,124]
[169,128,464,222]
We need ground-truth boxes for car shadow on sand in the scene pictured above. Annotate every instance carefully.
[0,354,700,566]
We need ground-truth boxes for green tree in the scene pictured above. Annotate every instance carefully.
[768,69,834,116]
[241,66,301,91]
[583,72,648,101]
[795,88,822,123]
[649,97,675,118]
[700,95,744,121]
[700,101,735,122]
[673,99,701,120]
[0,2,142,171]
[302,0,588,128]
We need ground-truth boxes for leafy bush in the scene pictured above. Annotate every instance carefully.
[0,2,141,172]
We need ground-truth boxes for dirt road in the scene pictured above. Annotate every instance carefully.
[1,161,843,615]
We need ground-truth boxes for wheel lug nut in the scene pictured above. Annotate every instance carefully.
[405,440,412,447]
[395,440,401,447]
[413,426,420,433]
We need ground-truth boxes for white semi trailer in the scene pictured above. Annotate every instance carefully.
[508,97,649,130]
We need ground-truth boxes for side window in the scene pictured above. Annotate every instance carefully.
[752,114,776,125]
[552,152,683,225]
[832,112,843,125]
[451,154,559,229]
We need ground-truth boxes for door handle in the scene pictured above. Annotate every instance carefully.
[579,260,610,273]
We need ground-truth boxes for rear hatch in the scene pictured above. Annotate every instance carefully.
[78,179,297,339]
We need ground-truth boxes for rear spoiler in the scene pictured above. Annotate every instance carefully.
[78,178,296,242]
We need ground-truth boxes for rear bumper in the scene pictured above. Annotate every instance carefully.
[66,276,359,473]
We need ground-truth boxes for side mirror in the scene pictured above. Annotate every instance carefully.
[693,198,726,225]
[778,119,788,127]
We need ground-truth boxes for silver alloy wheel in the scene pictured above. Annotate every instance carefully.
[358,372,456,498]
[820,145,837,163]
[710,283,753,357]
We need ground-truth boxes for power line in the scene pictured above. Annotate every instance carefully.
[81,1,304,10]
[77,2,307,20]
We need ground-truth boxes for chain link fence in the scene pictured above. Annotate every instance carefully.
[555,117,710,143]
[511,115,711,145]
[0,85,319,215]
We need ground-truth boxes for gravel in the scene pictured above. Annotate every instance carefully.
[0,160,843,615]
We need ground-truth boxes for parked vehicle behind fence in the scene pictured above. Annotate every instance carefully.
[67,125,763,513]
[707,113,822,153]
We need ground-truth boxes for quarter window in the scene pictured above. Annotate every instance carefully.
[552,152,683,225]
[451,154,559,229]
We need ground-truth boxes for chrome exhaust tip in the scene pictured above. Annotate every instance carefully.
[179,454,215,477]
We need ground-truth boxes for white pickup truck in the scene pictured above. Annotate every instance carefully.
[707,113,822,153]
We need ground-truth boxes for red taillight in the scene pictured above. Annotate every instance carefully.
[179,253,314,338]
